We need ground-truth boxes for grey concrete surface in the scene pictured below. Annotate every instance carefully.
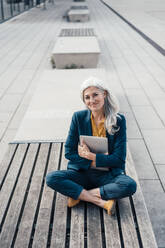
[13,69,106,142]
[0,0,165,246]
[140,180,165,248]
[103,0,165,49]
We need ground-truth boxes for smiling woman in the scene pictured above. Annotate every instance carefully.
[46,76,137,215]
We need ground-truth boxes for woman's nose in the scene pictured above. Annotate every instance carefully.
[89,97,95,102]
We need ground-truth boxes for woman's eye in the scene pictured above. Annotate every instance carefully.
[85,96,90,100]
[93,93,98,97]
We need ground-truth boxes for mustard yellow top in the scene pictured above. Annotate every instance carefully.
[91,113,106,137]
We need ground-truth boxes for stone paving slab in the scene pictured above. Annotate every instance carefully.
[125,88,151,106]
[102,0,165,49]
[13,69,106,143]
[152,99,165,124]
[140,180,165,247]
[129,139,158,180]
[124,112,142,139]
[142,129,165,164]
[132,106,164,130]
[155,164,165,190]
[0,94,23,113]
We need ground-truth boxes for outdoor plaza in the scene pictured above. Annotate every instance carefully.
[0,0,165,247]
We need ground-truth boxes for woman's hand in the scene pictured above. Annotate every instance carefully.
[78,140,96,166]
[78,140,90,159]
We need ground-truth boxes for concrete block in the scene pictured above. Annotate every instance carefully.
[68,9,90,22]
[52,37,100,69]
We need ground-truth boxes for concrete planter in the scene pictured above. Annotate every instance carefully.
[68,9,90,22]
[52,36,100,69]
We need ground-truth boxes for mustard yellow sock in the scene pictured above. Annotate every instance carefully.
[104,200,115,215]
[67,197,80,208]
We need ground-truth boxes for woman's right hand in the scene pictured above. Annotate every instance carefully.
[78,140,96,165]
[78,140,90,159]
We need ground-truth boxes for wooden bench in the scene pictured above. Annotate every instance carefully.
[0,142,158,247]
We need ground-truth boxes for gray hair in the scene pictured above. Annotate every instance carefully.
[80,77,120,135]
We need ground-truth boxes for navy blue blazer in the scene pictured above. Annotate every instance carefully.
[65,109,127,176]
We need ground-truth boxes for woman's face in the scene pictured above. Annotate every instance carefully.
[83,86,106,113]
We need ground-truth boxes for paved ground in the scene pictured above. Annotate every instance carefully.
[103,0,165,50]
[0,0,165,247]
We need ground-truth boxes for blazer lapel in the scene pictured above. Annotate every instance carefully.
[85,110,92,136]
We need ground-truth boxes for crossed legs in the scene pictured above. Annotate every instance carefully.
[78,188,115,215]
[46,170,117,215]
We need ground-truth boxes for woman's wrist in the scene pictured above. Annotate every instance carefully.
[87,152,96,161]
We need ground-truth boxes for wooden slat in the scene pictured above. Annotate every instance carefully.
[0,144,17,187]
[14,143,50,247]
[70,202,84,248]
[103,210,121,247]
[118,197,139,247]
[50,193,67,248]
[0,144,28,227]
[126,148,158,248]
[87,203,102,248]
[50,145,68,247]
[0,144,39,248]
[33,143,61,247]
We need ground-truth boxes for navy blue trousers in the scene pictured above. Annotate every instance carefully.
[46,168,137,200]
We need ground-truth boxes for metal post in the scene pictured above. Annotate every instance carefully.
[43,0,46,10]
[17,1,20,13]
[10,0,13,17]
[0,0,5,21]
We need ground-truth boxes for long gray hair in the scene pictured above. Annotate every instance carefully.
[80,77,120,135]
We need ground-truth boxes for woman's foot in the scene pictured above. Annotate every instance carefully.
[78,189,116,215]
[88,188,101,198]
[104,200,116,215]
[67,197,80,207]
